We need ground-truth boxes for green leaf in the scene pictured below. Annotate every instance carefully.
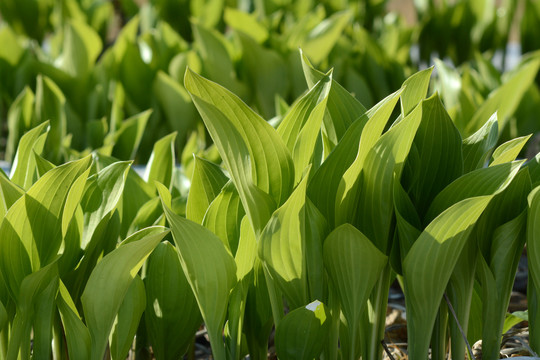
[348,100,423,252]
[275,300,331,360]
[462,113,498,173]
[0,156,92,300]
[186,156,229,224]
[528,185,540,311]
[323,224,388,359]
[301,51,366,149]
[490,135,531,166]
[237,32,288,119]
[185,69,290,233]
[153,71,197,150]
[81,226,169,360]
[6,87,35,163]
[259,174,328,310]
[158,183,236,360]
[408,94,463,218]
[107,110,152,160]
[503,311,528,334]
[7,262,58,360]
[309,89,402,227]
[466,56,540,135]
[145,132,177,189]
[0,174,24,219]
[35,75,67,163]
[59,20,103,77]
[299,11,351,65]
[478,211,527,359]
[57,281,91,360]
[225,8,268,43]
[403,196,493,360]
[392,178,422,274]
[145,242,201,360]
[110,276,146,360]
[400,67,433,117]
[425,161,523,222]
[203,182,245,254]
[192,22,246,98]
[81,161,131,247]
[278,73,331,182]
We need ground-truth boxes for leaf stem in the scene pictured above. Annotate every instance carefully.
[444,293,474,360]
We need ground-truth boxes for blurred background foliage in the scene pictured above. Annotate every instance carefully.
[1,0,540,166]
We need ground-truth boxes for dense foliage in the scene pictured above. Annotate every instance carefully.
[2,1,540,359]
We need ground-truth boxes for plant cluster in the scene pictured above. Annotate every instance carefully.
[3,0,540,164]
[0,52,539,359]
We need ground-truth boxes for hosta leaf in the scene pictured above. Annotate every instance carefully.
[32,275,58,360]
[0,156,92,299]
[425,161,523,222]
[0,175,24,219]
[110,276,146,360]
[277,73,330,181]
[6,87,35,162]
[335,87,403,226]
[186,156,228,224]
[59,20,102,77]
[408,94,463,218]
[277,68,332,153]
[490,135,531,166]
[127,197,162,235]
[299,11,351,65]
[259,175,327,310]
[323,224,387,359]
[404,196,493,360]
[434,59,461,111]
[153,71,197,149]
[185,70,286,233]
[158,183,236,360]
[145,242,201,360]
[400,67,433,117]
[10,121,49,189]
[350,101,423,252]
[237,32,288,119]
[225,8,268,43]
[81,161,131,247]
[192,22,246,98]
[7,262,58,360]
[462,113,498,172]
[144,132,177,190]
[528,186,540,342]
[107,110,151,160]
[478,211,527,359]
[57,280,91,360]
[243,260,273,360]
[203,182,245,254]
[35,75,66,163]
[185,69,294,206]
[466,56,540,135]
[225,217,258,360]
[275,300,331,360]
[309,89,401,227]
[392,178,422,274]
[81,226,168,360]
[301,51,366,148]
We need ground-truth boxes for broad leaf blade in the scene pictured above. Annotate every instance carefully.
[81,226,169,360]
[158,183,236,360]
[145,242,201,360]
[404,196,493,360]
[275,300,331,360]
[186,156,228,224]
